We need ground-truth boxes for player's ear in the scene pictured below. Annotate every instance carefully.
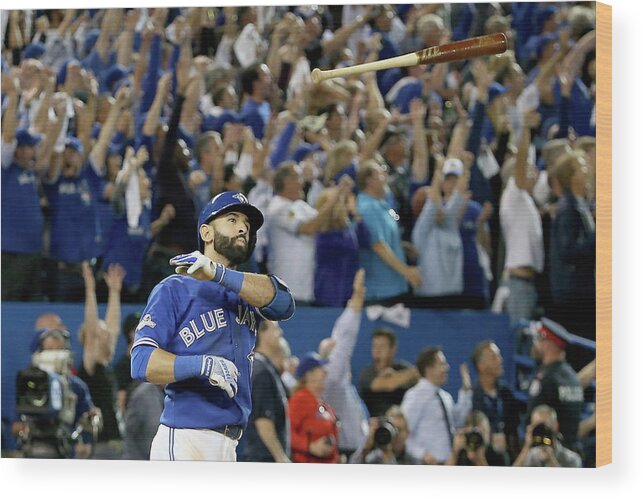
[200,223,214,247]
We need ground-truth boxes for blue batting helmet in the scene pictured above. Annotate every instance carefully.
[197,191,264,259]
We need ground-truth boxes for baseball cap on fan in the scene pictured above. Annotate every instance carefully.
[443,158,464,177]
[295,352,329,379]
[197,191,264,258]
[291,143,321,164]
[487,82,507,103]
[30,328,72,353]
[533,33,559,60]
[64,136,84,156]
[23,43,46,61]
[16,128,42,148]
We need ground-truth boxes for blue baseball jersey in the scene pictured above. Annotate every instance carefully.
[43,165,99,263]
[100,203,152,288]
[132,275,266,430]
[1,162,44,254]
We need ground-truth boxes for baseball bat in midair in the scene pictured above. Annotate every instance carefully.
[311,33,508,84]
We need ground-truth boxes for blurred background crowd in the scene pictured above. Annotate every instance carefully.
[1,2,597,466]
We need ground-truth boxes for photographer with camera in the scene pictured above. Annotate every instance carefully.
[14,328,102,458]
[349,405,417,464]
[513,404,582,467]
[445,411,510,466]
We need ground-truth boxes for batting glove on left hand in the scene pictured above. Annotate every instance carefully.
[170,251,217,281]
[200,355,240,398]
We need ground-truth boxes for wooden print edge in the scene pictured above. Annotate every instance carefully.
[595,1,612,467]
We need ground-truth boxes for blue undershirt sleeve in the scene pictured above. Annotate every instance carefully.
[130,345,156,381]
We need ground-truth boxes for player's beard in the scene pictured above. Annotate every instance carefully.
[213,229,248,266]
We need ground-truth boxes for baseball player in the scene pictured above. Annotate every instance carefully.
[130,191,295,461]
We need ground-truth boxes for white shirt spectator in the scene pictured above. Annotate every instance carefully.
[499,177,544,273]
[265,195,317,302]
[401,378,472,463]
[323,308,369,452]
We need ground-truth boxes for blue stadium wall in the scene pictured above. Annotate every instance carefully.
[1,302,513,422]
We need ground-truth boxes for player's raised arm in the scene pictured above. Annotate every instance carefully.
[169,192,295,320]
[131,188,290,460]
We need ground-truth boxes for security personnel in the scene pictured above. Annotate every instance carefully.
[527,318,584,449]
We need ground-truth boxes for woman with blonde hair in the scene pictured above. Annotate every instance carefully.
[324,139,359,186]
[77,261,126,458]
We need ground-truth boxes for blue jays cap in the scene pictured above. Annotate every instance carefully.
[488,82,507,103]
[291,143,321,164]
[295,352,329,379]
[534,33,559,60]
[202,111,241,133]
[107,140,126,158]
[215,110,242,133]
[16,128,42,147]
[104,64,132,94]
[23,43,46,60]
[536,6,558,32]
[29,328,72,353]
[197,191,264,258]
[64,136,84,156]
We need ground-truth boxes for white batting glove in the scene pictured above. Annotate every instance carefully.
[170,251,216,281]
[200,355,239,398]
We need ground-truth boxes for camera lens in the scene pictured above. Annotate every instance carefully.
[465,429,484,451]
[374,420,398,447]
[530,423,555,448]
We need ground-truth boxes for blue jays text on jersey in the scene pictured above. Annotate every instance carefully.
[132,275,266,431]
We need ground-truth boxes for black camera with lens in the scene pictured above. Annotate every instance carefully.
[373,418,398,448]
[15,366,77,458]
[530,423,555,448]
[465,428,485,451]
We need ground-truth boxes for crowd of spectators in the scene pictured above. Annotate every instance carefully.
[2,3,597,466]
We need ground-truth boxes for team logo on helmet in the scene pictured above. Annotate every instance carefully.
[232,193,248,204]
